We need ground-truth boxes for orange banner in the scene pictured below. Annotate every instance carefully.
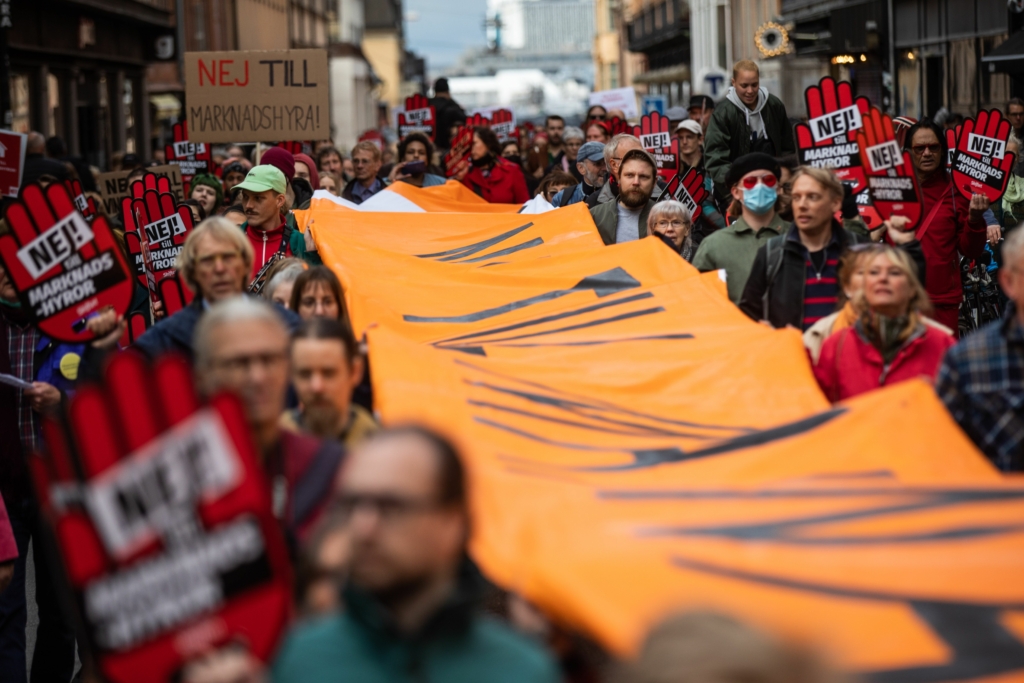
[310,185,1024,681]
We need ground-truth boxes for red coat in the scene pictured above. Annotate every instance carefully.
[914,172,987,306]
[460,158,530,204]
[813,324,955,402]
[244,217,292,280]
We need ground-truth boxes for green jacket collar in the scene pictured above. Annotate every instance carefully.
[727,213,787,236]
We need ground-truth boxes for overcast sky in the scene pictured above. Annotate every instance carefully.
[404,0,489,72]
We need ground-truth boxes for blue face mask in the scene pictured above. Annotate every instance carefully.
[742,183,777,214]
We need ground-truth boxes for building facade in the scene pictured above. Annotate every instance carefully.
[330,0,378,149]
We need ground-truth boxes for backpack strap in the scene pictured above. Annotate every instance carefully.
[762,234,787,322]
[290,440,345,529]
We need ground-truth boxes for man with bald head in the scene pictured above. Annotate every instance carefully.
[271,426,560,682]
[22,131,69,187]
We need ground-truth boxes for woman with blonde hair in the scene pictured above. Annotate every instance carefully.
[813,245,955,402]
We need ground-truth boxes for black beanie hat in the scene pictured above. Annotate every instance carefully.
[725,153,781,188]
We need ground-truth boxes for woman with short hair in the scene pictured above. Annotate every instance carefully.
[647,201,695,261]
[813,245,955,402]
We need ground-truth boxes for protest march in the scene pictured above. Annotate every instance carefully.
[1,6,1024,681]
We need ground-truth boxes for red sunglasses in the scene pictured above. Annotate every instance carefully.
[741,174,778,190]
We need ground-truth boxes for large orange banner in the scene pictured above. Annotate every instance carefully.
[310,187,1024,682]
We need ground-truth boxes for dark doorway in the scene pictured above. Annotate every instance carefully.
[925,56,944,118]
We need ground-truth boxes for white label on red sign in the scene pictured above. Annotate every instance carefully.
[74,194,88,213]
[640,132,671,149]
[17,211,95,279]
[83,409,241,558]
[809,104,863,143]
[672,184,699,216]
[404,108,433,123]
[173,141,207,157]
[866,140,904,172]
[966,133,1005,160]
[142,213,187,247]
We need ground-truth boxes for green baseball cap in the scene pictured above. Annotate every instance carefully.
[233,165,287,195]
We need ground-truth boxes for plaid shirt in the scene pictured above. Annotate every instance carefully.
[6,317,39,453]
[935,307,1024,471]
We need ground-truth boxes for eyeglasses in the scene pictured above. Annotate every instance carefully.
[741,174,778,190]
[589,114,606,121]
[211,351,288,374]
[332,493,443,522]
[911,144,941,155]
[196,251,241,269]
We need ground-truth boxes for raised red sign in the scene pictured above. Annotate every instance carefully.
[0,130,27,197]
[632,111,678,181]
[950,109,1017,204]
[856,107,923,229]
[398,94,436,141]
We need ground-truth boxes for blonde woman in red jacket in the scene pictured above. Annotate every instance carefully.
[814,245,955,402]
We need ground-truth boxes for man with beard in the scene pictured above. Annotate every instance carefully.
[585,133,663,208]
[282,317,378,450]
[589,149,658,245]
[271,426,560,682]
[550,141,607,207]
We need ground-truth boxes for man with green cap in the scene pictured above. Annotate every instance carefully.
[236,165,310,282]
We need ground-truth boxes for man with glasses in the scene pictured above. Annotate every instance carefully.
[692,153,790,303]
[905,119,989,335]
[1008,98,1024,150]
[551,141,607,207]
[341,141,385,205]
[194,296,342,542]
[547,125,585,182]
[271,426,560,682]
[937,225,1024,471]
[86,218,300,364]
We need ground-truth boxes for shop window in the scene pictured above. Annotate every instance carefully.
[10,73,29,133]
[47,73,61,138]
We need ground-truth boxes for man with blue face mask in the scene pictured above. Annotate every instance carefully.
[692,153,789,303]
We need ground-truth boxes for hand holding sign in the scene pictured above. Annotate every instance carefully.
[660,167,707,222]
[951,109,1017,203]
[398,94,436,141]
[165,121,212,192]
[0,183,132,342]
[856,107,923,229]
[632,111,678,180]
[30,352,291,682]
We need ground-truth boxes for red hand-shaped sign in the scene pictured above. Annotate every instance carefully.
[945,126,959,171]
[607,117,630,137]
[65,178,98,222]
[165,121,212,194]
[30,352,292,682]
[795,77,871,196]
[276,140,314,157]
[856,106,923,229]
[489,109,516,144]
[661,167,707,222]
[632,112,678,181]
[445,126,474,178]
[398,94,436,141]
[951,109,1017,203]
[120,172,196,307]
[465,113,491,129]
[0,183,133,342]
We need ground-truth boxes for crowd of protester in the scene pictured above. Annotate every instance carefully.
[0,65,1021,683]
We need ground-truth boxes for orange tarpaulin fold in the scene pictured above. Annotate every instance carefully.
[309,185,1024,682]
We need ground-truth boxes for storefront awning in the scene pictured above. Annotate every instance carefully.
[633,64,691,85]
[982,30,1024,76]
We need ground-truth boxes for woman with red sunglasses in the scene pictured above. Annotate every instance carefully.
[904,119,990,336]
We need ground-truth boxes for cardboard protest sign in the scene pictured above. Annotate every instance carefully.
[165,121,213,191]
[96,165,184,217]
[632,111,678,180]
[398,94,436,141]
[185,49,330,143]
[950,109,1017,203]
[445,126,473,178]
[65,178,98,222]
[0,129,27,197]
[794,77,870,196]
[120,173,197,308]
[589,87,638,120]
[660,167,707,222]
[856,107,923,229]
[489,109,516,144]
[0,183,133,342]
[30,352,292,682]
[276,140,315,156]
